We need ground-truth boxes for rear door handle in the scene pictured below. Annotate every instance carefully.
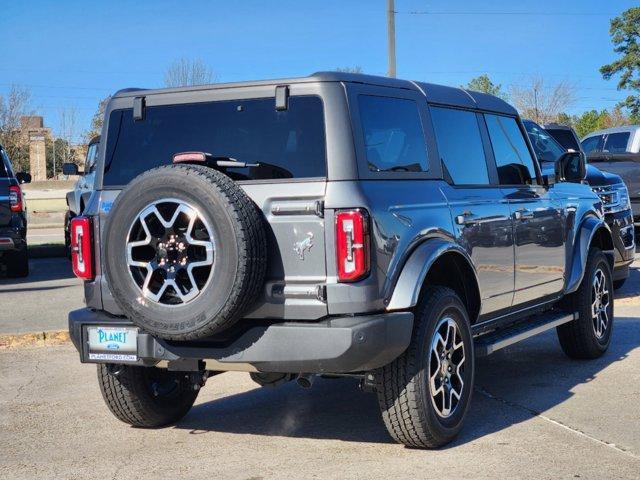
[456,212,509,225]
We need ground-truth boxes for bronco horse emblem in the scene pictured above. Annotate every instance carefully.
[293,232,314,260]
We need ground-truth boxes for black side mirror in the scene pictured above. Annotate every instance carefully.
[555,151,586,183]
[62,163,79,176]
[15,172,31,184]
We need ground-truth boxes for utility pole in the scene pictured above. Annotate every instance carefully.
[387,0,396,78]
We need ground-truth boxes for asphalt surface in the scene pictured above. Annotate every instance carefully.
[1,259,639,479]
[0,257,83,334]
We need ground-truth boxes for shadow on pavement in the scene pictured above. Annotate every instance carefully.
[175,316,639,446]
[613,264,640,300]
[0,257,74,284]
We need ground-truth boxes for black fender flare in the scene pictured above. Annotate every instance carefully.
[565,215,614,294]
[386,238,480,311]
[66,190,78,216]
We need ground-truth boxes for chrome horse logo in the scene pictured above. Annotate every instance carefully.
[293,232,314,260]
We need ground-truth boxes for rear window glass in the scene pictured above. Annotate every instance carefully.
[358,95,429,173]
[0,150,10,178]
[604,132,630,153]
[103,96,326,186]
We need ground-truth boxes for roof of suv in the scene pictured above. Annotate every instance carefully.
[582,125,640,138]
[112,71,517,116]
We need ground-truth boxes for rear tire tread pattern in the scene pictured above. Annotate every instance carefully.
[97,364,198,428]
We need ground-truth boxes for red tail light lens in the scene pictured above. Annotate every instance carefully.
[71,216,94,280]
[9,185,23,213]
[336,209,370,282]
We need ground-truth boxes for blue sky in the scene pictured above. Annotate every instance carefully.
[0,0,636,141]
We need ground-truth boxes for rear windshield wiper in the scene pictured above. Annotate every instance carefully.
[173,151,259,168]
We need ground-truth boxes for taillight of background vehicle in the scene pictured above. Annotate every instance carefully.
[335,209,370,282]
[71,216,94,280]
[9,185,23,213]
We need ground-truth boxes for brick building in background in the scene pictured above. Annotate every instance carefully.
[20,116,50,181]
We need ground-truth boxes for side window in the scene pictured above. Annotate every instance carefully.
[603,132,630,153]
[358,95,429,173]
[581,135,604,154]
[429,106,489,185]
[485,114,537,185]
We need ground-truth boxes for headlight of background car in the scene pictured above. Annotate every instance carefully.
[593,183,631,214]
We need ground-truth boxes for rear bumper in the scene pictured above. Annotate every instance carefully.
[0,225,24,252]
[68,308,414,373]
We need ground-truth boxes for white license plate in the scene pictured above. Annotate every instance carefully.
[87,326,138,362]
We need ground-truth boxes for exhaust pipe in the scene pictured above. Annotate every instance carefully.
[296,373,314,389]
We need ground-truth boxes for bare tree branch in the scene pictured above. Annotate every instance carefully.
[509,76,576,124]
[164,58,216,87]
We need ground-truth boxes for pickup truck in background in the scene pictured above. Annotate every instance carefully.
[580,125,640,225]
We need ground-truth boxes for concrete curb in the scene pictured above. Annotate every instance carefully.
[0,330,70,349]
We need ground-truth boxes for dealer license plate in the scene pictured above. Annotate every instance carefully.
[86,326,138,362]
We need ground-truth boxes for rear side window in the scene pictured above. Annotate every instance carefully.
[604,132,630,153]
[103,96,326,186]
[430,106,489,185]
[0,150,10,178]
[358,95,429,173]
[485,114,537,185]
[582,135,604,154]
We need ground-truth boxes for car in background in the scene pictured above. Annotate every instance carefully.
[580,125,640,224]
[524,120,635,289]
[0,144,31,277]
[543,123,583,151]
[63,135,100,254]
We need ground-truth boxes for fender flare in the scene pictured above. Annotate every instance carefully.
[66,190,78,216]
[386,238,480,311]
[565,215,614,294]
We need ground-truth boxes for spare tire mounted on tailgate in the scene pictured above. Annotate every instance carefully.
[104,164,267,340]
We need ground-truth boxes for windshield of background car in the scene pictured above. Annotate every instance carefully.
[103,96,326,186]
[0,150,11,178]
[523,120,566,162]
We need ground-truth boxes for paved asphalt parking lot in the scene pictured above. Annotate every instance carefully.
[1,258,640,479]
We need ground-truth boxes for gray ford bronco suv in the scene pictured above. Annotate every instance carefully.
[68,72,615,448]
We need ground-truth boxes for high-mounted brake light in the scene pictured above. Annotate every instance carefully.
[71,216,94,280]
[9,185,23,213]
[336,209,370,282]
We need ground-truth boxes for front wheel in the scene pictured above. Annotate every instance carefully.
[97,364,200,427]
[557,248,613,359]
[376,286,474,448]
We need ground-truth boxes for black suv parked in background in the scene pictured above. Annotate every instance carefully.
[524,120,635,288]
[69,73,615,448]
[0,144,30,277]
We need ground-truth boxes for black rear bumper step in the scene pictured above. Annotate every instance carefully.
[474,311,577,357]
[68,308,414,374]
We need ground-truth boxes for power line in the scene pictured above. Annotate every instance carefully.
[397,11,618,16]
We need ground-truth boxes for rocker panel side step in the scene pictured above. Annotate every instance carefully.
[474,311,577,357]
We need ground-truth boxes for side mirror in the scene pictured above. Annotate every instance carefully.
[15,172,31,184]
[62,163,79,176]
[555,151,586,183]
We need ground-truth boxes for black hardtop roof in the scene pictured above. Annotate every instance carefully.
[112,71,516,116]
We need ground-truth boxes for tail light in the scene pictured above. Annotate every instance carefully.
[335,209,370,282]
[71,216,94,280]
[9,185,23,213]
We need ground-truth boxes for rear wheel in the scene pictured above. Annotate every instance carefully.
[97,364,200,427]
[5,246,29,278]
[376,286,474,448]
[557,248,613,359]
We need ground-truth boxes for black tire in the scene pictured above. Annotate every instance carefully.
[104,164,267,340]
[613,278,626,290]
[557,248,613,359]
[5,245,29,278]
[64,210,73,260]
[376,286,474,448]
[97,364,199,427]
